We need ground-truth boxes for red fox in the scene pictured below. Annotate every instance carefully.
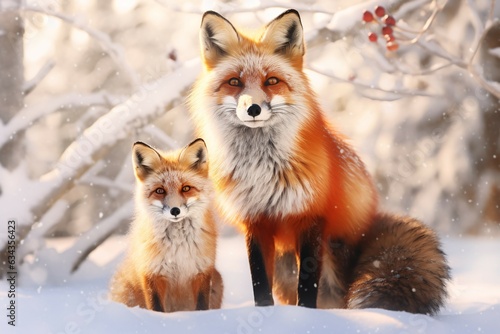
[188,10,449,314]
[109,139,223,312]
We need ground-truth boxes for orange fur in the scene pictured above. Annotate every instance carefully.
[190,9,378,308]
[109,140,223,312]
[189,10,448,313]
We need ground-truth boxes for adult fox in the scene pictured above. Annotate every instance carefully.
[189,9,449,314]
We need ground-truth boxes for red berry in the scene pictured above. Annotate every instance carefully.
[384,34,395,42]
[381,26,393,36]
[362,10,374,23]
[384,15,396,26]
[368,32,378,42]
[387,41,399,51]
[374,6,386,17]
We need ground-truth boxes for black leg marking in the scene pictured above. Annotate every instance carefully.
[151,290,164,312]
[247,235,274,306]
[196,291,209,310]
[196,275,211,311]
[297,220,323,308]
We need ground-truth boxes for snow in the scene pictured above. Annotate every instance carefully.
[2,235,499,333]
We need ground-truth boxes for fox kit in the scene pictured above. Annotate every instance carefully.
[109,139,223,312]
[189,10,449,314]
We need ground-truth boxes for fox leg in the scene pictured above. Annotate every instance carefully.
[192,273,211,311]
[142,275,166,312]
[273,240,355,309]
[246,230,275,306]
[297,218,324,308]
[209,268,224,309]
[273,251,298,305]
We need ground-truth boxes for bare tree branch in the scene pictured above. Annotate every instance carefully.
[308,64,440,99]
[22,60,55,96]
[22,5,140,89]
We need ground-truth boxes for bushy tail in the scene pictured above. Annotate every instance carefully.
[346,213,450,315]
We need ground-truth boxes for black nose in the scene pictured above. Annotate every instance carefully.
[170,207,181,217]
[247,104,261,117]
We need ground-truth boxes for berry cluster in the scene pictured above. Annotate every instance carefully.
[362,6,399,51]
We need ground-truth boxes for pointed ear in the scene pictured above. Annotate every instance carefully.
[179,138,208,174]
[132,142,162,181]
[261,9,304,60]
[200,11,240,68]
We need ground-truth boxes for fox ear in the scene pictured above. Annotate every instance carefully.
[132,142,162,181]
[261,9,304,61]
[179,138,208,174]
[200,11,240,68]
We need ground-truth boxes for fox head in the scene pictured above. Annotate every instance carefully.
[192,9,317,130]
[132,139,211,224]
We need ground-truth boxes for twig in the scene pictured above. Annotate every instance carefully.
[22,60,55,96]
[308,64,440,99]
[414,37,467,67]
[393,60,454,76]
[402,0,442,44]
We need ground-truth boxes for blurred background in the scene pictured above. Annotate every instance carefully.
[0,0,498,280]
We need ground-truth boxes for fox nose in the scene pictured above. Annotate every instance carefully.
[247,104,261,117]
[170,207,181,217]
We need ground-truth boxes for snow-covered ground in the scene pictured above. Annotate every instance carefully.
[1,234,499,334]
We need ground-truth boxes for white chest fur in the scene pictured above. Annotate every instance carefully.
[146,218,212,280]
[214,125,313,219]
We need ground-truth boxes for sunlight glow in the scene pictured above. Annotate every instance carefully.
[113,0,138,14]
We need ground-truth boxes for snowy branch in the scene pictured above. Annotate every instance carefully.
[392,0,500,98]
[316,0,500,100]
[22,5,140,89]
[19,59,195,272]
[69,200,133,273]
[307,0,411,46]
[17,199,69,260]
[0,92,121,149]
[29,59,200,222]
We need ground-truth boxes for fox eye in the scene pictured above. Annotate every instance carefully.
[265,77,279,86]
[182,186,191,192]
[228,78,242,87]
[155,188,165,194]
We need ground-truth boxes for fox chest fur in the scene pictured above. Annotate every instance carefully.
[213,125,318,221]
[139,218,214,280]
